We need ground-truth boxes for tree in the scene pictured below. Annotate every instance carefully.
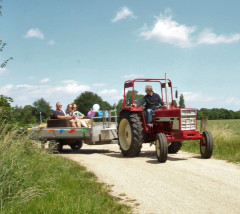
[197,109,203,120]
[171,100,178,107]
[116,90,144,113]
[11,105,39,124]
[197,108,240,120]
[0,3,13,69]
[0,0,2,16]
[0,40,13,68]
[11,105,23,122]
[33,98,52,122]
[74,91,112,115]
[234,110,240,119]
[21,105,37,124]
[179,94,185,108]
[0,95,13,122]
[226,110,235,119]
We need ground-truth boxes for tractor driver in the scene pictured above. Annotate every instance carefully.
[137,85,163,125]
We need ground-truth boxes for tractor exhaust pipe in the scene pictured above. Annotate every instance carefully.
[165,73,170,109]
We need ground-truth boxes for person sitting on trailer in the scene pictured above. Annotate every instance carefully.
[137,85,163,124]
[72,104,90,127]
[65,104,73,116]
[53,102,72,120]
[65,104,81,127]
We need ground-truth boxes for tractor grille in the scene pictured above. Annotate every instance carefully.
[181,109,197,130]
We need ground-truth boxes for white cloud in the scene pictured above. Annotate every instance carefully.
[0,67,11,76]
[97,89,122,105]
[24,28,44,39]
[140,10,195,48]
[93,83,107,87]
[197,29,240,44]
[183,91,216,103]
[0,84,14,94]
[224,97,240,106]
[16,84,33,89]
[0,83,90,108]
[140,9,240,47]
[39,78,51,84]
[121,73,145,79]
[179,91,240,110]
[64,83,90,94]
[48,40,55,45]
[99,89,118,95]
[111,6,136,22]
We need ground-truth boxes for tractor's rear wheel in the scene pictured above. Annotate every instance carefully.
[168,141,182,154]
[118,111,143,157]
[155,133,168,163]
[200,131,213,159]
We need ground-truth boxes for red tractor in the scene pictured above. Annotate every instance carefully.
[118,75,213,163]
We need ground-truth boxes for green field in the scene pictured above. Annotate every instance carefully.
[181,119,240,163]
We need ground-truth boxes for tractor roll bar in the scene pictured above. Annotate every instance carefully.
[123,78,173,107]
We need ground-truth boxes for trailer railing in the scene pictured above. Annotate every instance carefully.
[90,110,118,129]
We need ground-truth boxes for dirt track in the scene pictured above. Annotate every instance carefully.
[61,143,240,214]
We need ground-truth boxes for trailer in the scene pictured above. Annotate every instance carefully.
[28,110,118,153]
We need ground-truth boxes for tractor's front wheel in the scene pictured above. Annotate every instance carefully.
[118,112,143,157]
[200,131,213,159]
[155,133,168,163]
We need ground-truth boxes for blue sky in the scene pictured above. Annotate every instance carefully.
[0,0,240,111]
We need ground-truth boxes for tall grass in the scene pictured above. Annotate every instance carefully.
[0,125,130,214]
[182,119,240,163]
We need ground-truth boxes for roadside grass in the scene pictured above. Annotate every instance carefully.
[0,125,130,214]
[181,119,240,163]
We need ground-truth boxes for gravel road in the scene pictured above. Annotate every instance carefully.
[61,143,240,214]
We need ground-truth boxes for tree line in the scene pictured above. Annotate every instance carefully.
[0,92,113,125]
[197,108,240,120]
[0,92,239,126]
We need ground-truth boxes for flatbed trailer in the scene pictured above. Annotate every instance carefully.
[28,110,118,152]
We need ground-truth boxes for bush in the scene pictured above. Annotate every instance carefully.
[0,125,130,214]
[0,125,51,213]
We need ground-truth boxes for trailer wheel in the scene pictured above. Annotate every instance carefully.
[70,141,83,151]
[168,141,182,154]
[48,140,63,153]
[155,133,168,163]
[200,131,213,159]
[118,111,143,157]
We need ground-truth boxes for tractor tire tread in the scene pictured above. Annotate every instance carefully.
[118,111,143,157]
[200,131,213,159]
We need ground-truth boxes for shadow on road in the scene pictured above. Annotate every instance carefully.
[58,146,196,163]
[59,148,111,155]
[191,155,202,159]
[167,156,188,161]
[146,155,188,164]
